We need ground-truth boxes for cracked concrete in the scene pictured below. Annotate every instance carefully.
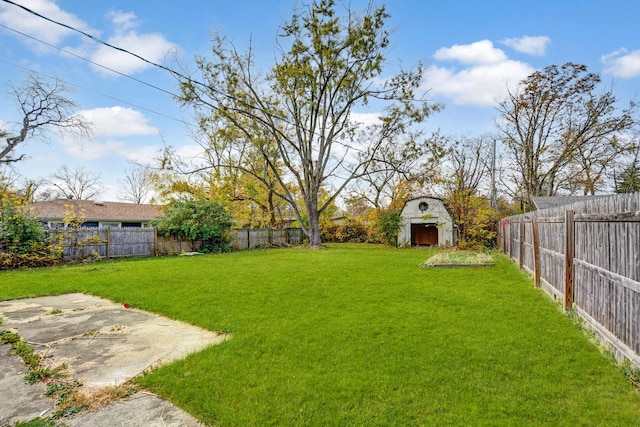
[0,293,225,426]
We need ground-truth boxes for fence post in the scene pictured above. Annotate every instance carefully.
[531,217,541,288]
[510,221,515,259]
[506,221,511,255]
[106,227,111,259]
[564,210,575,309]
[518,218,525,268]
[153,228,158,256]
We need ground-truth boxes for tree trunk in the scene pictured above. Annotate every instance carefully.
[308,211,321,248]
[305,195,321,248]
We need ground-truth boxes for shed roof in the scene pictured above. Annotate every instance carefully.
[27,199,163,222]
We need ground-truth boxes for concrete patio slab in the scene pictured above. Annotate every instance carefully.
[0,293,224,426]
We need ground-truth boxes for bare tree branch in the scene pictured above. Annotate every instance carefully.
[1,72,91,164]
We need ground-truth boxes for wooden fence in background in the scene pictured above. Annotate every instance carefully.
[230,228,304,250]
[46,227,304,259]
[499,193,640,368]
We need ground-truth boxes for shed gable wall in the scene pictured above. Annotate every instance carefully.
[397,197,454,247]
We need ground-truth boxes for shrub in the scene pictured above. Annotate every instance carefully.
[0,193,46,254]
[376,208,403,245]
[320,220,369,243]
[153,199,233,252]
[0,192,62,269]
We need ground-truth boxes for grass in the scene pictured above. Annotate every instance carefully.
[1,244,639,425]
[419,249,495,267]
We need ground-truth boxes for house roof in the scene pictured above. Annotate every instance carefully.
[27,199,163,222]
[532,195,610,210]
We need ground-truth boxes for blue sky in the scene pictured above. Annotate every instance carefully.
[1,0,640,201]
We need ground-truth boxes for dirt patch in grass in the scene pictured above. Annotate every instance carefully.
[419,250,495,268]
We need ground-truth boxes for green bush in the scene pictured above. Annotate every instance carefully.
[0,194,46,254]
[153,199,233,252]
[0,192,61,269]
[376,208,403,245]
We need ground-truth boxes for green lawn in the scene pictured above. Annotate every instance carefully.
[2,245,639,425]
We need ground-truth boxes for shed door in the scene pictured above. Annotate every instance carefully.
[411,224,438,246]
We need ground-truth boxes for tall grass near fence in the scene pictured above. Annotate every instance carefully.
[500,192,640,368]
[2,245,639,425]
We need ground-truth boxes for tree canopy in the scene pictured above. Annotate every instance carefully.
[153,199,233,252]
[177,0,440,246]
[496,62,633,209]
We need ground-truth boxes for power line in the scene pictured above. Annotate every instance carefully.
[1,0,190,82]
[0,0,224,111]
[0,22,180,100]
[0,0,363,150]
[0,58,194,127]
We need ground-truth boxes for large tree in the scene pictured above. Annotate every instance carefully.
[178,0,439,246]
[151,140,293,227]
[1,73,90,164]
[441,136,496,248]
[496,63,633,209]
[118,167,152,204]
[614,139,640,193]
[45,165,103,201]
[348,132,444,209]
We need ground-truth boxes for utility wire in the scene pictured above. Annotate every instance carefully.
[1,0,191,83]
[0,0,234,113]
[0,58,194,127]
[0,22,180,99]
[0,0,367,153]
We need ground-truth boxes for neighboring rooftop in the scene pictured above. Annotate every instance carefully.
[27,199,163,221]
[532,195,611,210]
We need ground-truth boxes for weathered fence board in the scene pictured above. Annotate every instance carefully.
[40,227,304,258]
[230,228,303,250]
[499,193,640,368]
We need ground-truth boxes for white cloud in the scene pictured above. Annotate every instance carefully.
[76,106,158,138]
[87,11,177,75]
[434,40,507,65]
[175,144,210,162]
[0,0,92,49]
[59,138,126,160]
[58,134,165,164]
[89,31,176,75]
[602,48,640,78]
[121,144,162,164]
[350,112,381,127]
[106,10,137,33]
[0,2,177,76]
[423,41,535,106]
[57,107,159,161]
[501,36,550,56]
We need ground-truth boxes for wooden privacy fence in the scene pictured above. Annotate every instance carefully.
[230,228,304,250]
[499,193,640,368]
[46,227,304,259]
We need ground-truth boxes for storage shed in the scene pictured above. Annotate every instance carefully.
[397,196,455,247]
